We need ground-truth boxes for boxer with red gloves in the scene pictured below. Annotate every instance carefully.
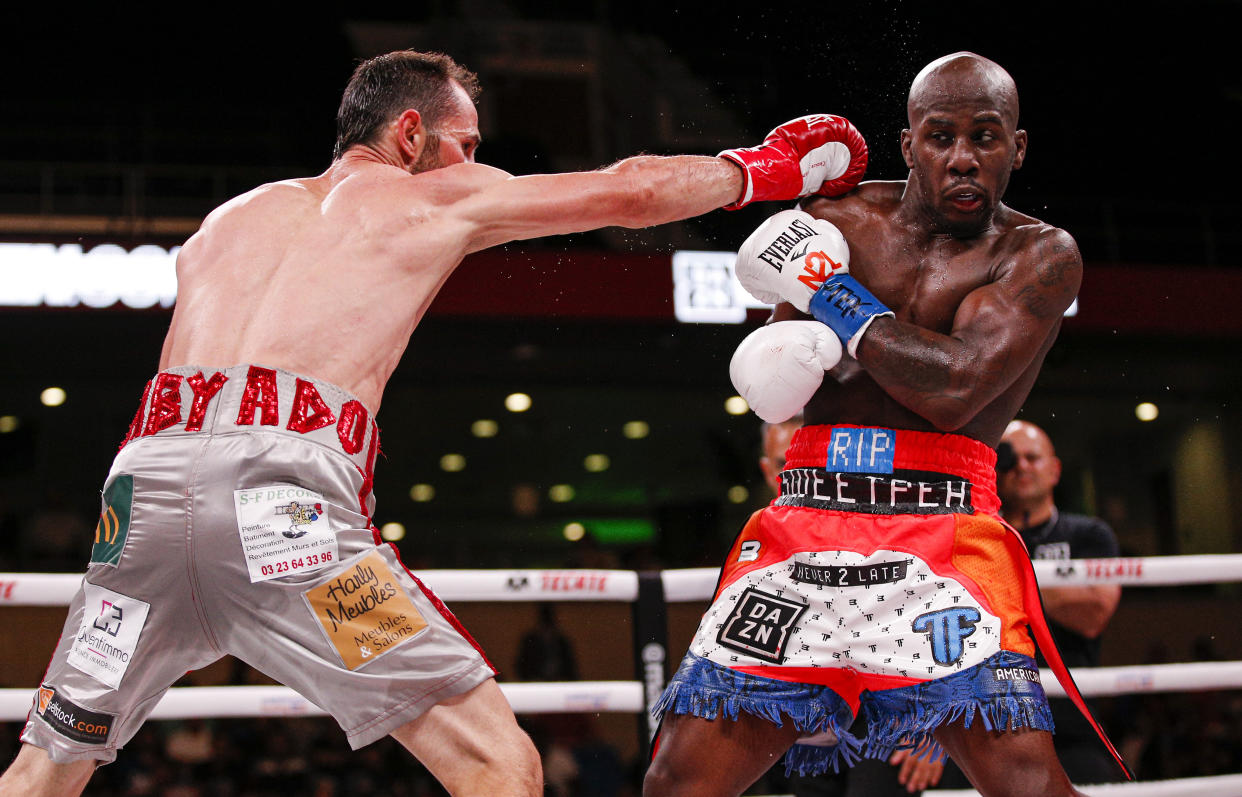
[647,53,1130,797]
[1,48,872,797]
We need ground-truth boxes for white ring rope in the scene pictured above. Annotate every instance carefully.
[3,553,1242,607]
[1,657,1240,723]
[0,682,647,723]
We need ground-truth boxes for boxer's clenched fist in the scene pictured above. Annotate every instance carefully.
[729,321,842,423]
[718,114,867,209]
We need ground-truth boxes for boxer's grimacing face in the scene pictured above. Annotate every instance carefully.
[901,75,1027,235]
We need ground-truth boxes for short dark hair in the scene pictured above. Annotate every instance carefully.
[333,50,480,160]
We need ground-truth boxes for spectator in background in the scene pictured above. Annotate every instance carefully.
[998,420,1123,784]
[763,417,944,796]
[517,603,579,683]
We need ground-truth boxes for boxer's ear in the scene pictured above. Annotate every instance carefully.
[1012,129,1028,170]
[395,109,426,162]
[900,129,914,169]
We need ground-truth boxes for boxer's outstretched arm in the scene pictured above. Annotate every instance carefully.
[856,228,1082,431]
[447,114,868,253]
[452,155,742,254]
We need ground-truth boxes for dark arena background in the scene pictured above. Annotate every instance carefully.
[1,2,1241,795]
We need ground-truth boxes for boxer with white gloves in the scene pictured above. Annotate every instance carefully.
[729,321,842,423]
[648,53,1130,797]
[734,208,894,358]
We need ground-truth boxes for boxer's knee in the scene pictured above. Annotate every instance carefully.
[492,727,542,796]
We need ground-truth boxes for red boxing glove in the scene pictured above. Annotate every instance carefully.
[718,114,868,210]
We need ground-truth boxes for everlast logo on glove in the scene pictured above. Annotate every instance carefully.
[757,217,818,272]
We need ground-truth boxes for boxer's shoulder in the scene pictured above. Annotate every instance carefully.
[994,204,1077,249]
[800,181,903,232]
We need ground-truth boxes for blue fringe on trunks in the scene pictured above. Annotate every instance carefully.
[653,650,1055,777]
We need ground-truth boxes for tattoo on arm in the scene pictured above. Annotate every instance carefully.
[1020,237,1080,320]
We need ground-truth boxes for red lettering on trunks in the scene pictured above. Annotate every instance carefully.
[143,373,183,436]
[287,379,337,434]
[185,371,228,432]
[337,400,368,454]
[236,366,279,426]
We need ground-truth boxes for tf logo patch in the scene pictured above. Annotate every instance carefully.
[912,607,981,666]
[34,685,115,745]
[717,587,807,664]
[91,474,133,566]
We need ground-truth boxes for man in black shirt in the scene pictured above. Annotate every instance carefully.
[998,420,1122,784]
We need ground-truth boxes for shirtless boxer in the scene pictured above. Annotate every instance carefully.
[646,53,1129,797]
[0,50,867,796]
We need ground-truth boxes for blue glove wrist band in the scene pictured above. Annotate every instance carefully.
[808,274,892,346]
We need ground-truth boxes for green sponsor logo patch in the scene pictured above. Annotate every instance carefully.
[91,475,133,566]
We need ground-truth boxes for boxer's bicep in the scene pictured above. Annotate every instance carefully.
[950,230,1082,397]
[858,229,1080,429]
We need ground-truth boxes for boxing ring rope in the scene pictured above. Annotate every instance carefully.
[3,553,1242,796]
[4,553,1241,605]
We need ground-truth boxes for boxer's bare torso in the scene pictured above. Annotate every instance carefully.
[782,181,1079,447]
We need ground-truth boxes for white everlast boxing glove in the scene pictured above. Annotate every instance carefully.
[729,321,843,423]
[735,209,851,309]
[735,208,894,357]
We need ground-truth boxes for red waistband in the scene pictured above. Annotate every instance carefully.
[785,425,1000,516]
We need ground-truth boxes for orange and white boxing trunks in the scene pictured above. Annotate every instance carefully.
[655,424,1127,777]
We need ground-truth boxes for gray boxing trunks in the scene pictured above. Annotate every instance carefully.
[21,364,495,763]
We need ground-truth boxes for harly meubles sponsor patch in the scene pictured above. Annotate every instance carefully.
[35,685,115,745]
[716,586,808,664]
[66,584,150,690]
[234,485,339,583]
[303,550,428,670]
[91,474,133,566]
